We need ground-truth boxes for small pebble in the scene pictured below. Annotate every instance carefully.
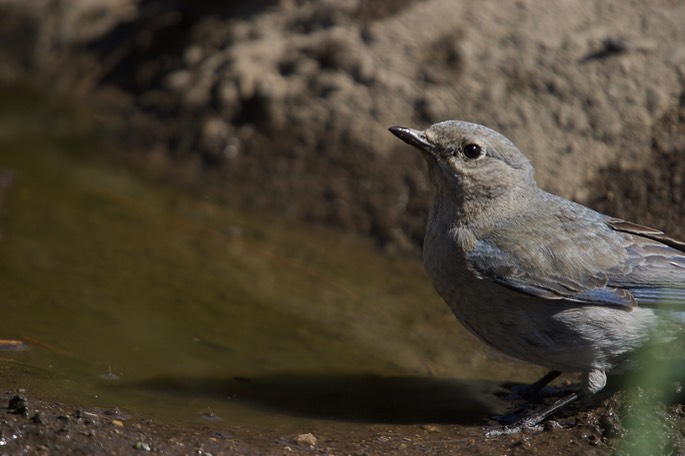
[421,424,440,433]
[134,441,151,451]
[294,433,317,448]
[8,395,29,416]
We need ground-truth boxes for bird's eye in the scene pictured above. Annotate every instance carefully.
[463,143,484,159]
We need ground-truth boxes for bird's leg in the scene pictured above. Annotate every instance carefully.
[490,370,581,435]
[486,391,580,437]
[506,370,563,400]
[523,370,563,398]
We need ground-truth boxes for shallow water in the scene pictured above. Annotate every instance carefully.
[0,88,543,435]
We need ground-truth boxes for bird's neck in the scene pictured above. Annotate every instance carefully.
[431,183,538,230]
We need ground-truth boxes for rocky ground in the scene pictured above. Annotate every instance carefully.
[2,378,685,455]
[2,0,685,454]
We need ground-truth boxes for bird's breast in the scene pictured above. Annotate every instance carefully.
[422,221,491,325]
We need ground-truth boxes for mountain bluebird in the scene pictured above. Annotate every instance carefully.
[389,120,685,433]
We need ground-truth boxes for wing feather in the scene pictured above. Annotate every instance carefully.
[465,213,685,309]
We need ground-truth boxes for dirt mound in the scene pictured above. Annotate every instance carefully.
[591,104,685,238]
[2,0,685,247]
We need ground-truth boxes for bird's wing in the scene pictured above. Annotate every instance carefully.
[605,219,685,308]
[606,219,685,251]
[466,217,685,309]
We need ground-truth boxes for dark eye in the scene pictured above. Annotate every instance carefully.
[463,143,484,159]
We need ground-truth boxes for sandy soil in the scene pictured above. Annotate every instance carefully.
[79,0,685,248]
[1,0,685,454]
[3,0,684,248]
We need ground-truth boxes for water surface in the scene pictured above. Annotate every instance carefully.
[0,88,543,435]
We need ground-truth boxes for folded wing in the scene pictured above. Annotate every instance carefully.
[466,216,685,309]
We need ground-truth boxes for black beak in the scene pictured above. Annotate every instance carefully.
[388,126,433,151]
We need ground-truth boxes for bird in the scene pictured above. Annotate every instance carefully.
[388,120,685,434]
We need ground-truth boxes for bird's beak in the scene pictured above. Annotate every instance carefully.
[388,126,434,152]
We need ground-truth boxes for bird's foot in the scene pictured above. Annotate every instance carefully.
[485,392,580,436]
[485,417,575,436]
[484,417,543,437]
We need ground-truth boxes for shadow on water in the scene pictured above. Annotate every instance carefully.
[129,372,503,425]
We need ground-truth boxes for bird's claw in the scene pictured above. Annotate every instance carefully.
[484,420,543,437]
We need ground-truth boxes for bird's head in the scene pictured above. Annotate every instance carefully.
[389,121,537,215]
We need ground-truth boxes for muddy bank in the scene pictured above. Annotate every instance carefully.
[4,374,685,455]
[0,383,612,455]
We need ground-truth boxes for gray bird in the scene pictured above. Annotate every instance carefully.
[389,120,685,433]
